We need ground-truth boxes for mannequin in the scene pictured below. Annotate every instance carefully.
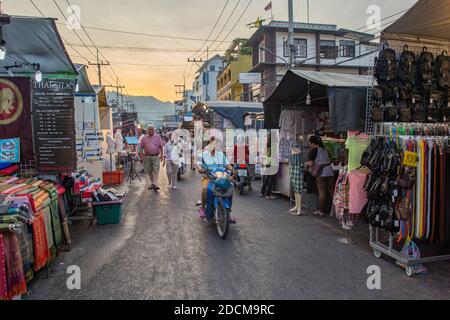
[106,132,116,155]
[115,128,124,153]
[289,146,304,216]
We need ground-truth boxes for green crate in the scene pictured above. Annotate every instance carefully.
[94,202,123,225]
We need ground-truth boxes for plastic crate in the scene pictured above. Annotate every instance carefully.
[94,201,123,225]
[102,170,124,185]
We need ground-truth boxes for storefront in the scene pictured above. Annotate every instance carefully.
[363,0,450,276]
[263,70,372,198]
[0,16,126,300]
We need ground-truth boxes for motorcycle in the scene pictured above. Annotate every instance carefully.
[203,167,234,239]
[234,164,253,195]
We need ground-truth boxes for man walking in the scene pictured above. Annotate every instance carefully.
[140,125,165,191]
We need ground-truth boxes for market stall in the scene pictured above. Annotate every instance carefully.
[263,70,372,199]
[363,0,450,276]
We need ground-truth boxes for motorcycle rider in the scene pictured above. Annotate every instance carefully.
[197,138,236,223]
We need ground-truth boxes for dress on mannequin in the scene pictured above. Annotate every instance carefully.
[289,147,305,216]
[115,129,124,153]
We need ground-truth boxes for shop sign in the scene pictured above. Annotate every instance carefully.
[403,151,418,168]
[0,78,33,163]
[32,79,77,173]
[0,138,20,163]
[239,73,262,84]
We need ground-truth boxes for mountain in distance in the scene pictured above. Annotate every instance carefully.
[107,92,176,125]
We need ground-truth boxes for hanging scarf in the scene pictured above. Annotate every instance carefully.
[17,226,34,282]
[0,234,7,300]
[32,213,49,272]
[2,232,27,299]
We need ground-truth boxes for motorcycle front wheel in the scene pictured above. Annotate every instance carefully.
[215,205,230,239]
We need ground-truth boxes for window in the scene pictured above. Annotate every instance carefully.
[339,40,355,58]
[283,38,307,58]
[320,40,337,59]
[210,65,216,72]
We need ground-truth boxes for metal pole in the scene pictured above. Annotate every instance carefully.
[307,0,310,24]
[288,0,294,69]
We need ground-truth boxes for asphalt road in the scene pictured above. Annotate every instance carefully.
[27,169,450,300]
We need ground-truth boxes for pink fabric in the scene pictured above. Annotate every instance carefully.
[0,234,7,300]
[348,170,369,214]
[140,134,164,156]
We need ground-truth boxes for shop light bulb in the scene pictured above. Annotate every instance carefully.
[0,46,6,60]
[75,83,80,92]
[306,94,311,105]
[34,70,43,82]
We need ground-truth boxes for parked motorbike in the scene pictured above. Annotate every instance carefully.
[234,164,252,195]
[202,167,234,239]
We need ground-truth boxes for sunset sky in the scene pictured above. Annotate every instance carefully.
[3,0,416,101]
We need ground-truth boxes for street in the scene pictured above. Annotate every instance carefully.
[27,169,450,300]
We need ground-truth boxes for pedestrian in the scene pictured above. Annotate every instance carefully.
[260,137,278,200]
[163,133,181,190]
[139,125,165,191]
[306,136,334,217]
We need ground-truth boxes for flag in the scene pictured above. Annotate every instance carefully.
[264,2,272,11]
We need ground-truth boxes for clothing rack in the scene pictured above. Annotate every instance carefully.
[368,135,450,277]
[374,122,450,137]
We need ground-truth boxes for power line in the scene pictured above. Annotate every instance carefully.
[55,22,234,43]
[210,0,254,53]
[29,0,91,63]
[52,0,97,59]
[198,0,242,59]
[190,0,231,59]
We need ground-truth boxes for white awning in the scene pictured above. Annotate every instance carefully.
[289,70,373,87]
[383,0,450,41]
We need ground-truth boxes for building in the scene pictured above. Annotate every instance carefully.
[245,20,378,102]
[192,54,224,102]
[216,38,253,102]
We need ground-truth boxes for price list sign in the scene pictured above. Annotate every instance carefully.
[32,79,77,173]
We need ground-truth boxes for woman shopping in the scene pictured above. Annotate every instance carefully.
[306,136,334,217]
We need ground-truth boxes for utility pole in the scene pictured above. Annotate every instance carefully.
[89,49,110,85]
[104,77,125,111]
[288,0,294,69]
[307,0,310,23]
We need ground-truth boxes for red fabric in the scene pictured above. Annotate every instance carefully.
[0,165,19,177]
[2,233,27,299]
[32,213,49,271]
[0,234,7,300]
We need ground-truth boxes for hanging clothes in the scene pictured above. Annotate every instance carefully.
[290,153,305,194]
[346,132,370,172]
[348,169,369,215]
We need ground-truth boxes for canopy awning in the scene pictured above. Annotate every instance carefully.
[264,70,372,132]
[92,85,110,109]
[383,0,450,41]
[75,64,95,95]
[0,16,77,75]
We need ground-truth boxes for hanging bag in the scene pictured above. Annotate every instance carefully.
[417,47,434,92]
[375,44,397,84]
[397,45,416,90]
[434,50,450,90]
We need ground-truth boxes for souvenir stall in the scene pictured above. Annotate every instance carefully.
[0,177,68,300]
[75,65,104,183]
[263,70,372,199]
[363,0,450,276]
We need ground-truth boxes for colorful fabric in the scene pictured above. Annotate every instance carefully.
[43,207,55,259]
[348,170,369,214]
[0,234,7,300]
[3,233,27,299]
[290,153,305,194]
[333,170,350,222]
[345,133,370,172]
[17,226,34,282]
[49,199,63,248]
[32,213,49,272]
